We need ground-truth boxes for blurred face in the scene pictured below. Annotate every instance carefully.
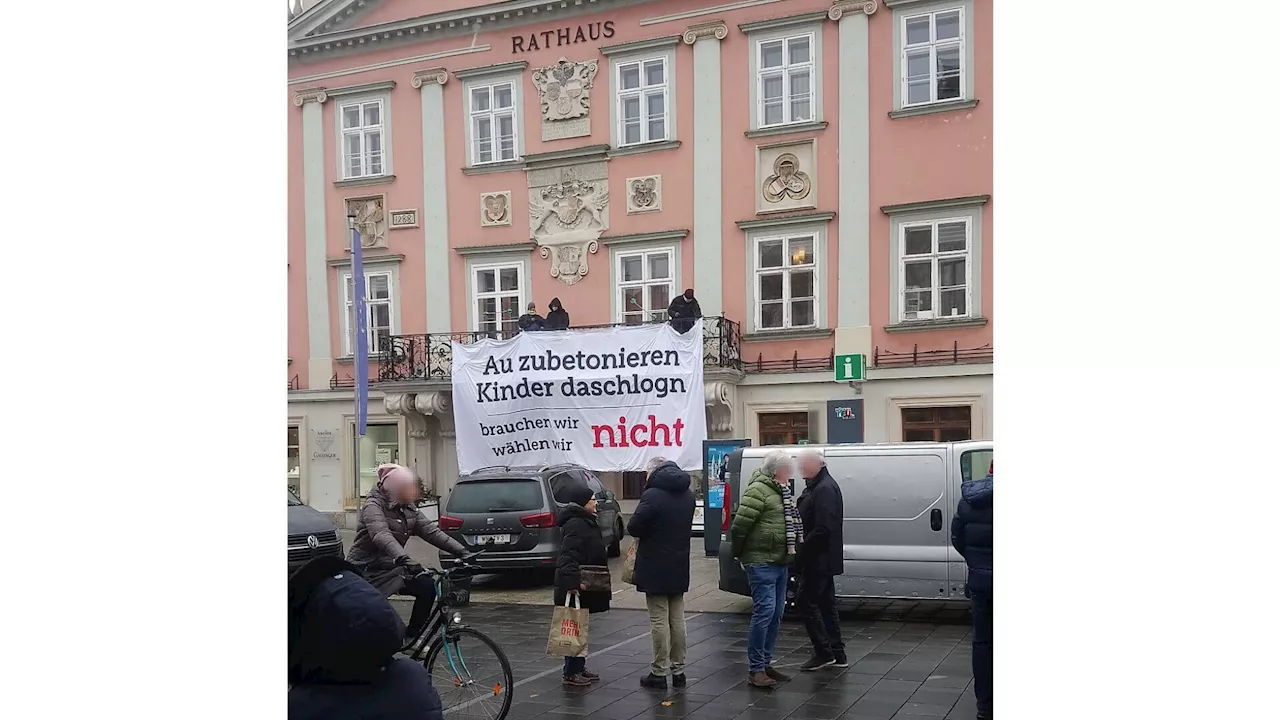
[585,497,598,515]
[392,480,419,505]
[774,461,794,482]
[799,456,821,479]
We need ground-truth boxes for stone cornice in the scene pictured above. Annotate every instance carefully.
[829,0,880,21]
[327,253,406,267]
[599,34,682,57]
[879,194,990,215]
[735,210,837,231]
[522,144,611,171]
[292,87,328,106]
[599,229,689,246]
[452,60,528,81]
[682,20,729,45]
[411,67,449,88]
[327,80,395,97]
[455,241,538,257]
[289,0,637,59]
[738,11,829,34]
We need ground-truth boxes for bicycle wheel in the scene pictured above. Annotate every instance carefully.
[424,627,514,720]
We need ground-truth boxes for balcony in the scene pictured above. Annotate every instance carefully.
[375,316,743,383]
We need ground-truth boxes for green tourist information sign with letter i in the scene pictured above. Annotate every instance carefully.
[834,353,865,382]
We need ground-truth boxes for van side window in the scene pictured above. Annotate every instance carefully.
[582,471,606,497]
[548,471,575,503]
[961,450,994,483]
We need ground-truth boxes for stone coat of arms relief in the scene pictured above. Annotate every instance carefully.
[528,170,609,285]
[531,57,598,140]
[346,195,387,248]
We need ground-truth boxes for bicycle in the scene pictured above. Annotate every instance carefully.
[401,556,514,720]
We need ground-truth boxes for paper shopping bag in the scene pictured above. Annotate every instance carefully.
[546,594,589,657]
[622,543,637,585]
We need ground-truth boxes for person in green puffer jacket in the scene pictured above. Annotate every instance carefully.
[729,450,801,688]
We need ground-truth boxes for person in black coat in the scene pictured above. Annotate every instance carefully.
[545,297,570,330]
[553,479,610,686]
[517,302,545,332]
[951,466,993,720]
[288,556,444,720]
[794,450,847,671]
[666,289,702,333]
[626,458,696,690]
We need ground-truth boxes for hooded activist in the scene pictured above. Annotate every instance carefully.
[346,464,475,644]
[288,556,445,720]
[545,297,571,330]
[626,457,696,690]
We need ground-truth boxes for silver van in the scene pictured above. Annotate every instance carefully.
[718,441,994,602]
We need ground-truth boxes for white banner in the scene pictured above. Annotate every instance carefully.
[451,321,707,474]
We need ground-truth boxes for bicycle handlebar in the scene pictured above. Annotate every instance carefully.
[410,550,486,578]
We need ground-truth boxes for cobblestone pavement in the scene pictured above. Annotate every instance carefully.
[390,602,981,720]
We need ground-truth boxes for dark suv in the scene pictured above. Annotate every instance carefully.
[438,464,624,574]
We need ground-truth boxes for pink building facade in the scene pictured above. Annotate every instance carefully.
[286,0,992,519]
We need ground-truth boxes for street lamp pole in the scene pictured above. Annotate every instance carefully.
[348,212,361,505]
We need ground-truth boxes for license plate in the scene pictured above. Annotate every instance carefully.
[469,534,512,546]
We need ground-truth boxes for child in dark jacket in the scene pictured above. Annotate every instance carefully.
[553,479,610,686]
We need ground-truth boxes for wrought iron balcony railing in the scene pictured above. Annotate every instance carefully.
[744,341,994,374]
[376,315,743,383]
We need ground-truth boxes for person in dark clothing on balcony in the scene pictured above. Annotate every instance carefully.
[545,297,570,330]
[951,464,993,720]
[518,302,545,332]
[667,289,702,333]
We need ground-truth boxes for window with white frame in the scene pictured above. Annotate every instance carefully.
[755,234,817,330]
[617,57,668,146]
[899,218,970,321]
[341,271,394,355]
[757,34,814,127]
[340,99,385,179]
[472,264,523,337]
[902,7,965,106]
[616,249,673,324]
[469,82,518,165]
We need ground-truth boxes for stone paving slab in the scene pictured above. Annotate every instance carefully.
[390,603,979,720]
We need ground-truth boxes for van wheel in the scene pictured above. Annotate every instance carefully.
[607,521,623,558]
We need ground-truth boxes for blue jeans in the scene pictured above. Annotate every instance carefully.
[745,563,789,673]
[563,655,586,676]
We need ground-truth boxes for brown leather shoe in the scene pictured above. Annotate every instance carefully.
[748,671,777,688]
[764,666,791,682]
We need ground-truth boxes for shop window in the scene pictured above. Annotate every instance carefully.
[622,471,647,500]
[902,406,972,442]
[287,426,301,497]
[760,412,809,446]
[357,423,400,498]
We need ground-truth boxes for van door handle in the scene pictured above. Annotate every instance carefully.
[930,509,943,531]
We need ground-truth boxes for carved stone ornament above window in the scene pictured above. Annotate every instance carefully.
[531,57,599,122]
[346,195,388,248]
[528,167,609,285]
[627,175,662,214]
[756,139,818,214]
[480,191,512,227]
[762,154,812,204]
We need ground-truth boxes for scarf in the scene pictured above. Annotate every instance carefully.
[779,480,803,559]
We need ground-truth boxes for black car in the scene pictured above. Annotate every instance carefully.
[287,488,343,575]
[438,464,624,574]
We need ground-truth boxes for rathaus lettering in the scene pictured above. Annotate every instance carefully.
[511,21,615,54]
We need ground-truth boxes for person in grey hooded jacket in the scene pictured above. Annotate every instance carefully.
[347,464,473,644]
